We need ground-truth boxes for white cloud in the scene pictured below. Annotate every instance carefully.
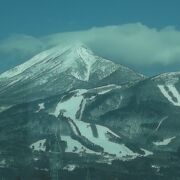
[0,34,44,56]
[1,23,180,67]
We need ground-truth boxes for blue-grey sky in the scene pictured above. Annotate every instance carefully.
[0,0,180,75]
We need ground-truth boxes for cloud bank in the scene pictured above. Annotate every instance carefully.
[1,23,180,68]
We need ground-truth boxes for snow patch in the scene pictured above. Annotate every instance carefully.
[151,164,160,172]
[36,103,45,113]
[158,85,180,106]
[75,120,137,158]
[63,164,78,171]
[140,148,153,156]
[0,105,12,113]
[61,136,99,154]
[50,89,87,118]
[0,159,6,168]
[78,99,87,120]
[51,92,84,119]
[87,84,121,95]
[76,45,97,81]
[30,139,46,151]
[153,136,176,146]
[98,89,113,95]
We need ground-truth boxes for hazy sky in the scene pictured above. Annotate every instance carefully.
[0,0,180,75]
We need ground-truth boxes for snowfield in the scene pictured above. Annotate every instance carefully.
[158,85,180,106]
[153,136,176,146]
[61,136,99,154]
[36,103,45,113]
[50,89,153,160]
[30,139,46,151]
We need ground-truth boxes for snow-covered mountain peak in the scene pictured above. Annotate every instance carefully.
[0,43,103,82]
[0,43,144,107]
[0,45,69,79]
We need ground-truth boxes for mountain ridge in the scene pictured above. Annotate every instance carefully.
[0,43,144,109]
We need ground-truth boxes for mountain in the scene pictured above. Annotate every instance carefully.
[0,44,180,180]
[82,72,180,149]
[0,43,143,111]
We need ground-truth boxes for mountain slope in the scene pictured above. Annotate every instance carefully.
[0,44,180,179]
[81,72,180,152]
[0,44,143,109]
[0,80,179,179]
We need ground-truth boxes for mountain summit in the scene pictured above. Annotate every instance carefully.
[0,43,143,108]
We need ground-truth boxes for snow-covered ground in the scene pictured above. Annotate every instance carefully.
[0,105,12,113]
[76,45,97,81]
[30,139,46,151]
[158,85,180,106]
[36,103,45,113]
[0,45,71,79]
[51,89,87,118]
[90,84,121,95]
[0,44,122,84]
[0,159,6,168]
[63,164,78,171]
[153,136,176,146]
[61,136,99,154]
[151,164,160,172]
[74,120,137,158]
[50,89,152,160]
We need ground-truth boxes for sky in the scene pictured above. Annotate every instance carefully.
[0,0,180,75]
